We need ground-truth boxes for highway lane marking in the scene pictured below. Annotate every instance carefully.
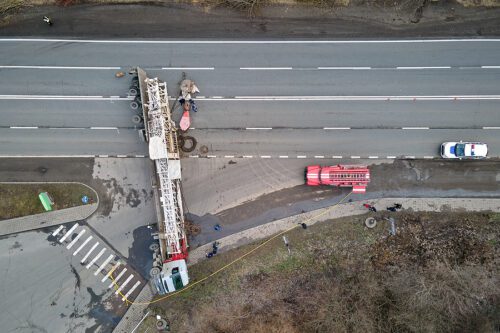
[260,155,271,158]
[52,225,64,236]
[246,127,272,130]
[351,156,361,159]
[396,66,451,69]
[243,155,253,158]
[481,66,500,69]
[122,281,141,301]
[116,155,128,158]
[405,156,416,159]
[109,268,127,288]
[90,127,119,130]
[81,242,99,263]
[424,156,435,159]
[3,38,500,44]
[95,254,115,276]
[99,155,109,158]
[135,155,146,158]
[207,155,217,158]
[386,156,397,159]
[161,67,214,70]
[73,236,93,256]
[240,67,293,70]
[224,155,234,158]
[59,223,78,242]
[115,274,134,295]
[10,126,38,129]
[86,248,106,269]
[483,127,500,129]
[0,95,131,101]
[189,155,199,158]
[279,155,289,158]
[318,67,371,70]
[332,155,343,159]
[0,65,121,70]
[66,229,86,250]
[402,127,430,130]
[297,155,307,158]
[212,95,500,101]
[368,156,379,159]
[314,155,325,158]
[323,127,350,130]
[102,262,121,282]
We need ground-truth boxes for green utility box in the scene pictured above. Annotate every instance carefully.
[39,192,53,211]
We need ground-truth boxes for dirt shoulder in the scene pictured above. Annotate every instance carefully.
[1,1,500,38]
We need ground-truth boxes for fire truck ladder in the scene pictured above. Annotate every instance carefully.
[144,78,186,259]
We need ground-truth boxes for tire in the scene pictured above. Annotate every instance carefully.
[156,319,168,330]
[130,101,139,110]
[149,243,160,251]
[150,266,161,278]
[365,217,377,229]
[132,115,143,124]
[128,88,138,96]
[179,135,197,153]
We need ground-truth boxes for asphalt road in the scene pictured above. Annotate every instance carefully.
[0,39,500,158]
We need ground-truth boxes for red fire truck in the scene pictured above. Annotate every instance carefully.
[306,164,370,193]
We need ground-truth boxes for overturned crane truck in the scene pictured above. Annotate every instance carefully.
[306,164,371,193]
[137,67,189,294]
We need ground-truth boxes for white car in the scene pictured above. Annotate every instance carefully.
[440,141,488,159]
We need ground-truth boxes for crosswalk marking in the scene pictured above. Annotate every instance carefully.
[66,229,86,250]
[81,242,99,263]
[115,275,134,295]
[59,223,78,242]
[109,268,127,288]
[94,254,114,276]
[86,248,106,269]
[102,262,121,282]
[122,281,141,301]
[73,236,93,256]
[52,225,64,236]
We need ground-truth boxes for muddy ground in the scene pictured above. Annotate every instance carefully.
[1,1,500,38]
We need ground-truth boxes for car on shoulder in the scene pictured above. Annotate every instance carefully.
[440,141,488,159]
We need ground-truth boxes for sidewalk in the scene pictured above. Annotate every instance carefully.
[188,197,500,265]
[0,203,98,236]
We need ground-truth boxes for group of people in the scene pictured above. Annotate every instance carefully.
[205,241,220,258]
[363,203,402,213]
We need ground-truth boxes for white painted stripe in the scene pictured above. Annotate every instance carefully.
[368,156,379,159]
[94,254,115,276]
[2,38,500,44]
[402,127,430,130]
[397,66,451,69]
[351,156,361,159]
[218,95,500,101]
[102,262,121,282]
[162,67,214,70]
[246,127,272,130]
[115,274,134,295]
[48,127,86,130]
[297,155,307,158]
[189,155,199,158]
[59,224,78,242]
[135,155,145,158]
[331,155,343,159]
[314,155,325,158]
[52,225,64,236]
[0,155,95,158]
[0,95,127,101]
[73,236,93,256]
[110,95,120,98]
[260,155,271,158]
[240,67,292,70]
[386,156,397,159]
[318,67,371,70]
[423,156,435,159]
[483,126,500,129]
[99,155,109,158]
[224,155,234,158]
[116,155,127,158]
[279,155,289,158]
[243,155,253,158]
[196,96,205,99]
[81,242,99,263]
[211,96,223,99]
[66,229,86,250]
[405,156,416,159]
[207,155,217,158]
[10,126,38,129]
[90,127,118,130]
[0,65,120,70]
[86,248,106,269]
[323,127,350,130]
[481,66,500,69]
[122,281,141,301]
[109,268,127,288]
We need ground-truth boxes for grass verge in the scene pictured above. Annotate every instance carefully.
[0,182,97,220]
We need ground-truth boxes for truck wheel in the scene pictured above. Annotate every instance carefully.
[130,101,139,110]
[128,88,138,96]
[132,115,143,124]
[149,243,160,251]
[150,267,161,278]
